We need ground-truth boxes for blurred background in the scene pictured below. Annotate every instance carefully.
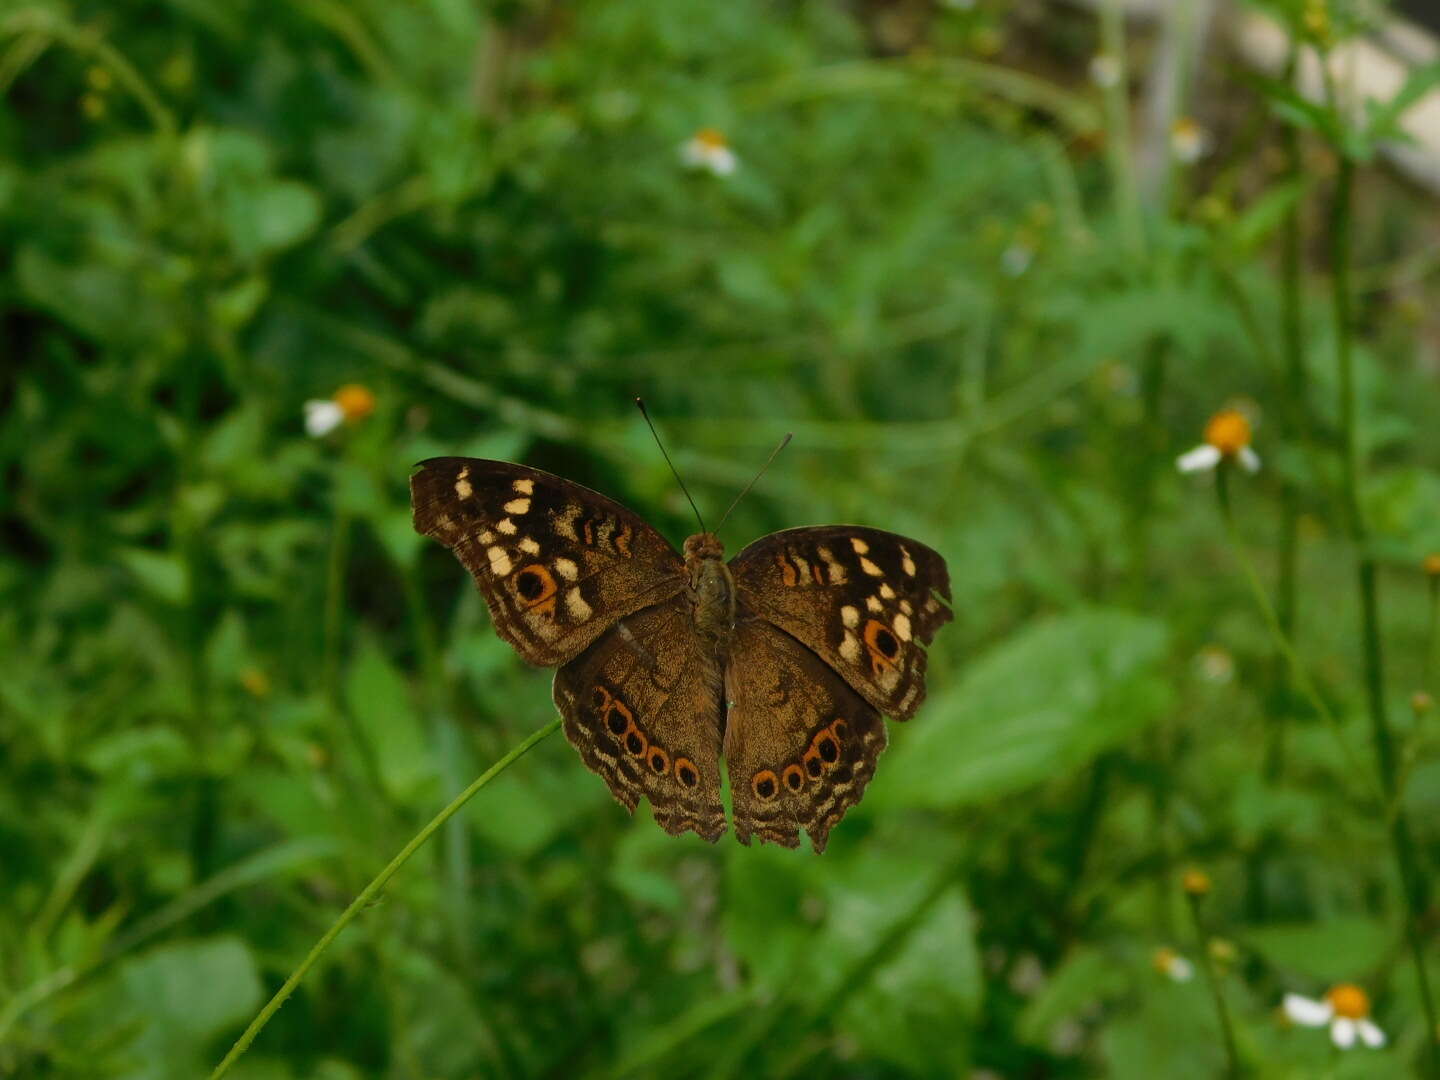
[4,0,1440,1076]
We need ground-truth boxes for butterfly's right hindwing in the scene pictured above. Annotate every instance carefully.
[553,599,727,842]
[410,458,687,667]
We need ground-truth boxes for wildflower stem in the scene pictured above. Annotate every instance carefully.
[1098,0,1146,263]
[1186,893,1240,1077]
[209,717,563,1079]
[1213,468,1379,803]
[1328,150,1440,1075]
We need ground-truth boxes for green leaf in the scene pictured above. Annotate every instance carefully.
[1245,918,1395,984]
[344,636,434,800]
[113,937,263,1077]
[1224,177,1307,255]
[872,608,1169,809]
[117,547,189,605]
[1364,61,1440,145]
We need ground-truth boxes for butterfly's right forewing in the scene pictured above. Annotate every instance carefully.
[410,457,687,667]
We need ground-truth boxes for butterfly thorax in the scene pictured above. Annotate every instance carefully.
[683,532,734,648]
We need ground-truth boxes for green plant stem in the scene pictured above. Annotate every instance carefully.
[1213,468,1378,803]
[1428,577,1439,694]
[1099,0,1146,263]
[1328,153,1440,1075]
[209,717,562,1080]
[1186,893,1240,1077]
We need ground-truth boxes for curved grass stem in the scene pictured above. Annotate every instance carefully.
[209,717,563,1079]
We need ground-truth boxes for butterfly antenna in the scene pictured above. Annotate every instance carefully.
[715,432,792,535]
[635,398,707,534]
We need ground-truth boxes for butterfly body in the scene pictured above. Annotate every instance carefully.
[684,533,737,648]
[411,457,952,852]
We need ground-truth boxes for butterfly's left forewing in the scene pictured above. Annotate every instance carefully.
[729,526,952,721]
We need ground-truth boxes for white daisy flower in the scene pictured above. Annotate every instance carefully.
[304,384,376,438]
[1177,409,1260,475]
[304,399,344,437]
[1089,53,1122,89]
[1153,946,1195,982]
[680,128,738,177]
[1283,985,1386,1049]
[1171,117,1210,165]
[1001,243,1034,278]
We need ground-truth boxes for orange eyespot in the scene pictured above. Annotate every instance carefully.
[603,697,633,737]
[782,763,805,792]
[591,686,612,710]
[830,719,849,741]
[648,747,670,775]
[752,770,779,800]
[621,722,648,757]
[815,732,840,765]
[674,757,699,788]
[514,564,557,611]
[863,619,900,664]
[803,746,824,778]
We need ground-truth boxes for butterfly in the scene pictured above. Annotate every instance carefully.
[409,455,952,852]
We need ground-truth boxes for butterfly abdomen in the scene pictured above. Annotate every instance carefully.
[684,533,735,650]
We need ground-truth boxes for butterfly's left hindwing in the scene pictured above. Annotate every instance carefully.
[724,621,887,853]
[410,458,687,667]
[729,526,952,721]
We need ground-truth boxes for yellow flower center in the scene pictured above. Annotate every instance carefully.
[1424,553,1440,577]
[693,127,728,151]
[1325,984,1370,1020]
[1181,868,1212,896]
[333,384,376,423]
[1152,947,1179,975]
[1203,410,1252,456]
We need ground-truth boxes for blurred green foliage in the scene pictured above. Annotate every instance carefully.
[4,0,1440,1076]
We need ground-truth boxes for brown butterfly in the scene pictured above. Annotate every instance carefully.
[409,449,952,852]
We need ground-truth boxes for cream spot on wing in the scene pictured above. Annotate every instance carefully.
[900,599,913,615]
[898,684,919,712]
[893,613,912,642]
[850,537,869,555]
[900,547,917,576]
[817,546,848,585]
[924,597,940,613]
[877,666,901,692]
[458,465,470,479]
[879,583,895,599]
[554,557,579,581]
[597,518,616,545]
[497,518,517,535]
[839,633,861,662]
[503,497,531,515]
[791,553,812,582]
[437,514,454,531]
[841,605,860,628]
[860,557,883,577]
[554,505,580,541]
[519,537,540,555]
[566,588,592,621]
[478,529,495,544]
[455,478,473,499]
[865,595,883,613]
[513,478,533,495]
[487,546,512,576]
